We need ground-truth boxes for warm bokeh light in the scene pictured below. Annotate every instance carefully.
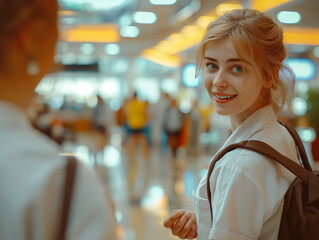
[284,27,319,45]
[215,3,243,16]
[142,49,181,68]
[251,0,291,12]
[61,24,120,42]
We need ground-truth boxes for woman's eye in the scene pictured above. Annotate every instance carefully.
[206,63,218,70]
[232,65,243,73]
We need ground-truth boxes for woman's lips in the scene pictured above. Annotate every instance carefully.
[213,93,237,104]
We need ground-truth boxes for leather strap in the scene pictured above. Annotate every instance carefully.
[206,120,311,220]
[57,156,77,240]
[278,120,312,171]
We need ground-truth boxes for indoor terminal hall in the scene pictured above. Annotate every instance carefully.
[1,0,319,239]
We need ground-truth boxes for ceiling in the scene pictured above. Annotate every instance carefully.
[56,0,319,69]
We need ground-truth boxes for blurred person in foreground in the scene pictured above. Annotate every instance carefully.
[163,9,298,239]
[0,0,118,239]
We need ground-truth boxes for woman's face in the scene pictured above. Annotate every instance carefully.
[203,37,266,126]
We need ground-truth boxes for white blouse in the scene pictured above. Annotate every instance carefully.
[0,101,117,240]
[193,105,299,240]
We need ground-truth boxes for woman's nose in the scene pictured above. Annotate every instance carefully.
[213,70,228,88]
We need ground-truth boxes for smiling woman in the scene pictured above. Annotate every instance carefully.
[203,38,266,126]
[163,9,300,240]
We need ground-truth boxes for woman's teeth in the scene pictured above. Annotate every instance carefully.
[215,95,235,99]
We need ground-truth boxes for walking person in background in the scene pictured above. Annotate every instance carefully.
[163,9,299,239]
[163,98,184,159]
[125,91,150,202]
[0,0,118,239]
[163,97,185,195]
[92,94,112,165]
[151,91,170,155]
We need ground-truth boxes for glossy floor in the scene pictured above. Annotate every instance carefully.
[59,127,319,240]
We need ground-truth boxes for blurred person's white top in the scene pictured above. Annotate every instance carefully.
[0,101,118,240]
[193,105,299,240]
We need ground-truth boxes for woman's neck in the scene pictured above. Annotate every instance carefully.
[0,75,34,110]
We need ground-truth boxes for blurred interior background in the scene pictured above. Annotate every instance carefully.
[27,0,319,239]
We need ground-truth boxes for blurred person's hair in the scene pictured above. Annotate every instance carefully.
[0,0,57,63]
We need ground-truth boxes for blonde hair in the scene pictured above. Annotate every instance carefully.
[196,9,295,116]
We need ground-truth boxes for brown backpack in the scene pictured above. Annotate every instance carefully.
[206,121,319,239]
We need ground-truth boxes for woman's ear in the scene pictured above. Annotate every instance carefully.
[13,19,39,56]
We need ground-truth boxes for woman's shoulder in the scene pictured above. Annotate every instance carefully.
[215,147,276,177]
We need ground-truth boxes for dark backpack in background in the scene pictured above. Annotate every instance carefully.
[206,120,319,240]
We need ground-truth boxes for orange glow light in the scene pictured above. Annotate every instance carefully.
[61,24,120,42]
[142,49,181,68]
[251,0,291,12]
[284,27,319,45]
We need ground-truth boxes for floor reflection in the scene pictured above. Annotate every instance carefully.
[58,127,319,240]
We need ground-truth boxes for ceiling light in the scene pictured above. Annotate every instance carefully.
[284,27,319,45]
[286,58,315,81]
[291,97,308,116]
[297,127,316,142]
[181,25,202,37]
[62,52,77,64]
[314,47,319,58]
[62,24,120,42]
[118,14,132,26]
[277,11,301,24]
[251,0,291,12]
[175,0,201,23]
[216,3,242,16]
[105,44,121,55]
[133,11,157,24]
[80,43,95,55]
[142,49,181,68]
[120,26,140,38]
[59,0,132,11]
[149,0,177,5]
[196,15,217,28]
[60,17,78,25]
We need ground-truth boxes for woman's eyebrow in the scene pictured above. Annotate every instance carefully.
[204,57,252,66]
[227,58,252,66]
[204,57,217,62]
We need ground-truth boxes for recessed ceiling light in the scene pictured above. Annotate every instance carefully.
[105,44,121,55]
[80,43,95,55]
[59,0,132,11]
[120,26,140,38]
[216,3,242,16]
[149,0,177,5]
[313,46,319,58]
[118,14,132,26]
[277,11,301,24]
[133,11,157,24]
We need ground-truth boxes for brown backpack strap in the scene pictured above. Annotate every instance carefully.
[278,120,312,171]
[206,139,310,220]
[57,156,77,240]
[206,143,245,220]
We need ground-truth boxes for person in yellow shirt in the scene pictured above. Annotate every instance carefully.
[125,92,150,203]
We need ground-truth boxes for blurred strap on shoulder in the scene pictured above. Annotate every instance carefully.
[57,156,77,240]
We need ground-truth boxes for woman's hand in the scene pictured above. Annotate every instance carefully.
[163,209,197,239]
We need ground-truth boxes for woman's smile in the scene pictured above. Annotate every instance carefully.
[213,92,238,104]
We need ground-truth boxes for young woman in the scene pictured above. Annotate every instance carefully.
[0,0,117,239]
[163,9,299,240]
